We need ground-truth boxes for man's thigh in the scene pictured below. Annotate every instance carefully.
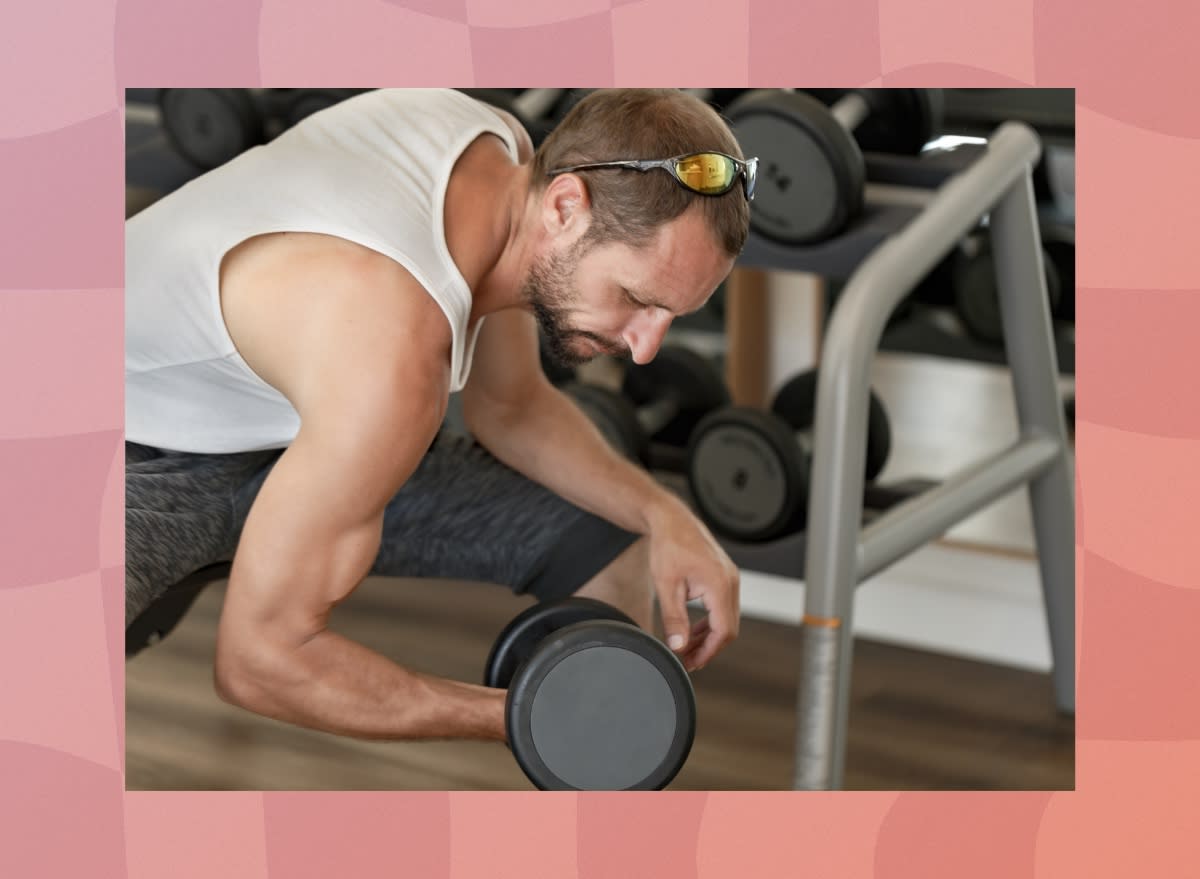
[372,431,639,603]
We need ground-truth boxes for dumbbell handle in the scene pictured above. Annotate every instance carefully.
[636,393,683,439]
[830,91,871,132]
[779,87,871,132]
[512,88,565,122]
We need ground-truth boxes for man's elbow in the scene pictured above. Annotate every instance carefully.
[213,642,258,709]
[462,392,521,443]
[213,634,293,713]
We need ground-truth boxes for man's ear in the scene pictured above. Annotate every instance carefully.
[541,174,591,240]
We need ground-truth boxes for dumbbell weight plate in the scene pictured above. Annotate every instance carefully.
[563,382,648,463]
[953,236,1063,345]
[726,90,865,246]
[1041,224,1075,321]
[861,88,942,155]
[622,345,729,446]
[770,370,892,482]
[507,620,695,790]
[804,89,943,156]
[484,597,635,689]
[687,407,808,542]
[158,88,263,170]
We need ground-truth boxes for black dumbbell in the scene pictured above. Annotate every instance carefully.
[622,345,731,447]
[484,597,696,791]
[158,88,264,171]
[1040,222,1075,322]
[157,88,373,170]
[564,345,730,464]
[803,89,943,157]
[160,88,556,172]
[725,88,943,245]
[950,233,1063,345]
[686,370,892,542]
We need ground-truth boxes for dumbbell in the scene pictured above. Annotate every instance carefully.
[802,89,943,156]
[725,88,943,245]
[158,88,557,172]
[563,345,730,464]
[158,88,264,171]
[686,370,892,542]
[1040,222,1075,322]
[158,88,373,170]
[484,597,696,791]
[953,234,1063,344]
[923,233,1061,345]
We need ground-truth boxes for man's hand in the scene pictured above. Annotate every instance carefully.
[646,497,740,672]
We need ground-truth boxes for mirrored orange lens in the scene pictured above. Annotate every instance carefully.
[674,154,735,194]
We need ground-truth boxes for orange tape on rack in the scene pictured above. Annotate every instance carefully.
[802,614,843,629]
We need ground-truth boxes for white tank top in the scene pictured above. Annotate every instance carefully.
[125,88,518,453]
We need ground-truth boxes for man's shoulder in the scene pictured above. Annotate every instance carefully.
[221,232,452,407]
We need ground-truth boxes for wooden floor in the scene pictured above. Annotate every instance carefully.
[126,575,1074,791]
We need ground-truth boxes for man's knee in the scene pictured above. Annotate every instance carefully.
[572,537,654,631]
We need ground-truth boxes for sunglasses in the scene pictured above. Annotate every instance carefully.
[547,152,758,200]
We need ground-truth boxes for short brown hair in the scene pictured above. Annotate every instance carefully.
[531,89,749,257]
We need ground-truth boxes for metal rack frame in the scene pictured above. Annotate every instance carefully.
[791,122,1075,789]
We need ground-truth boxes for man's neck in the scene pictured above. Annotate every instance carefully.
[470,165,536,324]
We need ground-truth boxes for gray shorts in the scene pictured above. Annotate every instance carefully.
[125,430,639,631]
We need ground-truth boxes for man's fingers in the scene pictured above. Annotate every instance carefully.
[688,618,735,671]
[677,617,726,672]
[691,633,723,670]
[678,618,710,670]
[658,594,692,653]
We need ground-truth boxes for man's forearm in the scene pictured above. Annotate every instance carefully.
[217,627,507,742]
[469,384,687,536]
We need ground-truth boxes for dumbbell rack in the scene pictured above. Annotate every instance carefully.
[731,122,1074,790]
[739,144,1076,376]
[738,146,986,278]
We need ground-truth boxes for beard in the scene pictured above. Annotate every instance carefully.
[525,242,627,369]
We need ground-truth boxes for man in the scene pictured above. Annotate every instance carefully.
[126,88,753,745]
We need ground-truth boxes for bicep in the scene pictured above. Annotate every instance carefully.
[221,283,450,644]
[220,393,442,651]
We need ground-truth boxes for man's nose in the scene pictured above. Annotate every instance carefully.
[623,309,673,365]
